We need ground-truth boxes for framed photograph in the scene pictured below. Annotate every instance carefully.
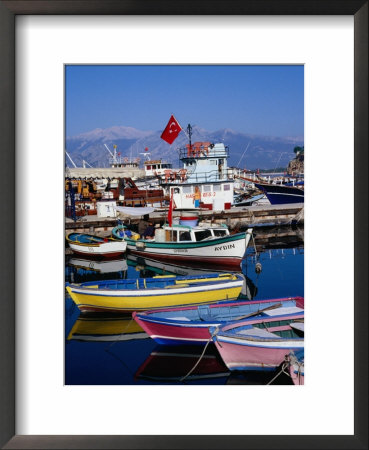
[1,1,367,449]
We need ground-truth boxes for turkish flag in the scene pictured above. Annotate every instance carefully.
[161,115,182,145]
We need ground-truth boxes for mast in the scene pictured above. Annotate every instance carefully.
[186,123,192,149]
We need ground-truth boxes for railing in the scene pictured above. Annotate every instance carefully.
[178,145,229,160]
[158,168,235,185]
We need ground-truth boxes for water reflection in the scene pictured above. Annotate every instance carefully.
[135,345,230,384]
[65,257,128,283]
[67,313,148,342]
[126,254,241,277]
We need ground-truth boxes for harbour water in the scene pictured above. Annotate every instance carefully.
[65,226,304,385]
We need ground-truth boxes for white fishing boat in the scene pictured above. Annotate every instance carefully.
[120,224,253,269]
[144,159,174,178]
[159,125,236,210]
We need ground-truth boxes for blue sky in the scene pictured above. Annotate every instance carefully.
[65,65,304,138]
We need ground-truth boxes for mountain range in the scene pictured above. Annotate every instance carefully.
[66,125,304,170]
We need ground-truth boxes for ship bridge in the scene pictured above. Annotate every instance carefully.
[178,142,230,183]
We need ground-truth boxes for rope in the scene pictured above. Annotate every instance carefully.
[251,231,258,257]
[266,360,290,385]
[179,338,212,382]
[179,327,220,382]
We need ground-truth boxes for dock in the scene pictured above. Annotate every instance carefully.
[65,203,304,234]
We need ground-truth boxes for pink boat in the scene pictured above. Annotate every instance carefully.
[211,307,304,371]
[133,297,304,346]
[287,349,304,385]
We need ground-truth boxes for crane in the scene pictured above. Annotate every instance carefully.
[104,143,122,166]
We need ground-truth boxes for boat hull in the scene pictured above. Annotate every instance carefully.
[125,232,250,268]
[66,274,244,313]
[214,338,303,371]
[254,183,304,205]
[133,297,304,346]
[67,234,127,259]
[213,327,304,371]
[288,350,304,385]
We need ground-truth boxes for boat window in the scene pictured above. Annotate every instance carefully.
[203,185,212,192]
[183,186,192,194]
[152,165,156,170]
[166,230,178,241]
[213,229,227,237]
[213,184,221,191]
[179,231,191,241]
[209,160,217,165]
[146,165,151,170]
[223,184,231,191]
[194,229,212,241]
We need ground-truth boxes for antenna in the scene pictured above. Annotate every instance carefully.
[185,124,193,148]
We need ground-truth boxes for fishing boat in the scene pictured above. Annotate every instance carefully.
[66,272,245,313]
[111,224,140,240]
[254,182,304,205]
[233,193,266,207]
[210,307,304,371]
[133,296,304,346]
[287,349,304,385]
[66,232,127,259]
[158,125,236,210]
[123,224,253,269]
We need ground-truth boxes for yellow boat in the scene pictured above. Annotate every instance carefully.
[66,273,244,313]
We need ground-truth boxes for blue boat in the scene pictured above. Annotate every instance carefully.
[254,182,304,205]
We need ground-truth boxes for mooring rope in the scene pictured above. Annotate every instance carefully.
[179,327,220,382]
[266,359,290,385]
[179,338,212,383]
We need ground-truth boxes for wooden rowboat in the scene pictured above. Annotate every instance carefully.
[211,307,304,371]
[66,273,245,313]
[66,232,127,259]
[133,297,304,346]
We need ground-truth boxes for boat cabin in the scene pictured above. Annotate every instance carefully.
[144,160,173,178]
[160,141,235,210]
[154,224,230,243]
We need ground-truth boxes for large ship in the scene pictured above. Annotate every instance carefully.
[159,125,235,210]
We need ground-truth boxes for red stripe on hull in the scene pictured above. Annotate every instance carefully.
[135,317,212,343]
[70,250,125,260]
[127,249,242,269]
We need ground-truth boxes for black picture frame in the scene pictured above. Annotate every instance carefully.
[1,1,367,449]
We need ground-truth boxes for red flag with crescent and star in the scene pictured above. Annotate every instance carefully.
[160,115,182,145]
